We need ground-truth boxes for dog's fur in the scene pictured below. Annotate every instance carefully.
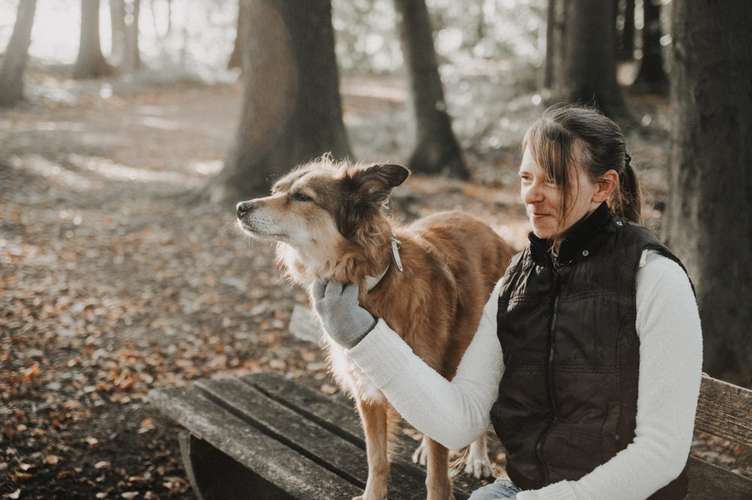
[236,156,515,500]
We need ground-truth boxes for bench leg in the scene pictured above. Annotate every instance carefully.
[178,430,294,500]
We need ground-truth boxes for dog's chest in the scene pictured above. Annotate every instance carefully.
[324,335,386,404]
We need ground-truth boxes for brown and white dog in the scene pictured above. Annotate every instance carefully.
[236,156,515,500]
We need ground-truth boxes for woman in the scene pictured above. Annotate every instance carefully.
[313,105,703,499]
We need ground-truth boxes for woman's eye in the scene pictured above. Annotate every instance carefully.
[291,192,312,202]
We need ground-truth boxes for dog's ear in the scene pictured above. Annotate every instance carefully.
[349,163,410,204]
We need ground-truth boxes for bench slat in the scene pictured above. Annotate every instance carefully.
[687,456,752,500]
[149,386,362,499]
[195,377,429,499]
[245,372,485,498]
[695,374,752,447]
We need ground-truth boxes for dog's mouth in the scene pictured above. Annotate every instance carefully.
[237,220,287,241]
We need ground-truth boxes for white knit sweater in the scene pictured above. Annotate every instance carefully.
[347,250,703,500]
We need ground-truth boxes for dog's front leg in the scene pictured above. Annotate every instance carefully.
[426,437,453,500]
[355,398,389,500]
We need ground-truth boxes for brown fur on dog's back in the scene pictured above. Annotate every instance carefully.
[360,211,515,380]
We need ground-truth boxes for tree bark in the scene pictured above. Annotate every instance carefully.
[74,0,113,79]
[617,0,635,61]
[110,0,125,66]
[664,1,752,387]
[633,0,668,93]
[557,0,632,123]
[122,0,141,72]
[394,0,469,179]
[543,0,556,88]
[227,0,249,70]
[205,0,351,203]
[0,0,37,108]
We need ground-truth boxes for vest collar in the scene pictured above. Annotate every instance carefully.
[529,202,612,267]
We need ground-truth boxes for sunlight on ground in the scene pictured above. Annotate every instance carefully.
[8,153,220,192]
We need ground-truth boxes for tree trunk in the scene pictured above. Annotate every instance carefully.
[122,0,141,72]
[74,0,113,79]
[205,0,351,203]
[633,0,668,93]
[394,0,469,179]
[227,0,249,70]
[544,0,567,90]
[110,0,125,66]
[0,0,37,108]
[617,0,635,61]
[557,0,632,123]
[664,1,752,387]
[543,0,555,88]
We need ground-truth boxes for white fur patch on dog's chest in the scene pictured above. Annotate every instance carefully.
[324,335,386,404]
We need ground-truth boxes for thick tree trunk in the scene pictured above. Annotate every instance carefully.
[110,0,125,66]
[545,0,567,90]
[665,2,752,387]
[633,0,668,93]
[617,0,635,61]
[0,0,37,108]
[227,0,249,70]
[74,0,113,79]
[394,0,469,179]
[557,0,632,123]
[122,0,141,72]
[205,0,351,203]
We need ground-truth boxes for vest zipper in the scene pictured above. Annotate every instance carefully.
[535,269,561,484]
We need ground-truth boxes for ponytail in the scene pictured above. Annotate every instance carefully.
[616,152,642,223]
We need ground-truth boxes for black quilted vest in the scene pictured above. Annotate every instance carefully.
[492,203,690,499]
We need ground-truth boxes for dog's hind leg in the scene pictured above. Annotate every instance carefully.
[426,437,453,500]
[355,398,390,500]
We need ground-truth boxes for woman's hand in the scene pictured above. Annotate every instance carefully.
[312,279,377,349]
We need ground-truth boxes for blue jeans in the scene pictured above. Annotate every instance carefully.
[468,478,521,499]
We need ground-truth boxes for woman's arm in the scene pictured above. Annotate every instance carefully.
[346,278,506,450]
[517,251,703,500]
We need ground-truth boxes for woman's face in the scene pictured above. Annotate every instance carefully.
[519,146,601,240]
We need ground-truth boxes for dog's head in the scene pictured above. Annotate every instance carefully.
[236,155,409,283]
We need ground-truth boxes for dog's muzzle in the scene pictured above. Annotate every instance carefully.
[236,201,257,220]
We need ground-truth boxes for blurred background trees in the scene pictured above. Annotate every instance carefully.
[205,0,351,202]
[0,0,750,385]
[0,0,36,107]
[664,1,752,385]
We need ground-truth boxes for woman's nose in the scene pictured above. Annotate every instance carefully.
[523,182,544,205]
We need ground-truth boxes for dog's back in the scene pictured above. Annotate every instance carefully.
[362,210,516,380]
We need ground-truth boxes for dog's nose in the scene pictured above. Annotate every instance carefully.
[236,201,254,219]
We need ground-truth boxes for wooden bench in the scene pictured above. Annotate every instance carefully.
[149,372,752,500]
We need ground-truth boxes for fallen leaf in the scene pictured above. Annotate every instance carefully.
[45,454,60,465]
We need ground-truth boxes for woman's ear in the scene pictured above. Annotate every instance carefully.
[593,169,619,203]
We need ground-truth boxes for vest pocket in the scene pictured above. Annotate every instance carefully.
[601,401,622,462]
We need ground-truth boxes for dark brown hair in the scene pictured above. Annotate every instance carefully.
[522,104,642,224]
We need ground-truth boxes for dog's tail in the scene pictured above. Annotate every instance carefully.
[449,446,470,478]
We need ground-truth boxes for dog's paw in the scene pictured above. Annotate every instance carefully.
[411,438,428,466]
[463,452,493,479]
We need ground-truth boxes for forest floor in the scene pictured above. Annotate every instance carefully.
[1,67,749,499]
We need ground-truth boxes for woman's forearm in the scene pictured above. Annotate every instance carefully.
[347,279,505,449]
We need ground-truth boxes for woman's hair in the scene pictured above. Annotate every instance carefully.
[522,104,642,224]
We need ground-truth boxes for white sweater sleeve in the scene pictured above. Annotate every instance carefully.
[517,251,704,500]
[346,277,506,450]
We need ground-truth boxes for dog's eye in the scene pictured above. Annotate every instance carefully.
[291,192,313,202]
